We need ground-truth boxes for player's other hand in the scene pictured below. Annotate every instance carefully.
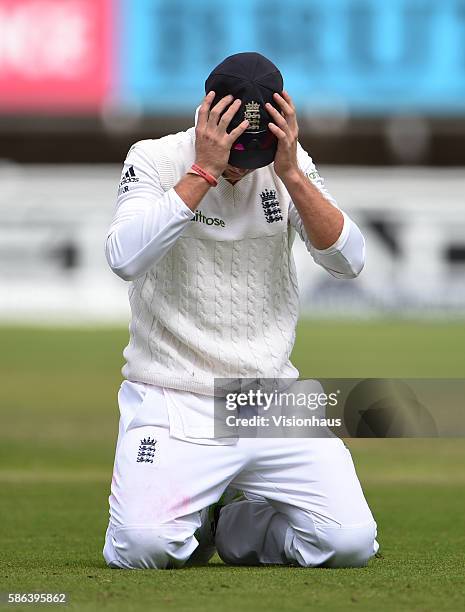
[266,91,299,181]
[194,92,249,178]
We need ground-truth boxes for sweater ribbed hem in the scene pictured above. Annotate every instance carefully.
[122,365,299,397]
[123,368,217,396]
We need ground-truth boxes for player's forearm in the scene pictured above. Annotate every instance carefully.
[309,213,366,279]
[174,172,213,211]
[282,168,344,249]
[286,169,365,279]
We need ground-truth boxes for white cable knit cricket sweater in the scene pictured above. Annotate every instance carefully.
[106,128,365,396]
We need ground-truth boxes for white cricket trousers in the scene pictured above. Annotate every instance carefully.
[103,381,379,569]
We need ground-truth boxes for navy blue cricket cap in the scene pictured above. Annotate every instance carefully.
[205,52,284,169]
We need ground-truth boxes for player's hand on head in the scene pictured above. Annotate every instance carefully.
[266,90,299,181]
[194,91,249,178]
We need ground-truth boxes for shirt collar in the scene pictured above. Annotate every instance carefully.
[194,105,201,127]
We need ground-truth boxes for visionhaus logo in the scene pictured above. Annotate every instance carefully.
[192,210,225,227]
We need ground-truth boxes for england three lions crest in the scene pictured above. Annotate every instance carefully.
[244,101,261,131]
[260,189,283,224]
[137,437,157,463]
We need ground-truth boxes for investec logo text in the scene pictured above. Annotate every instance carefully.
[192,210,225,227]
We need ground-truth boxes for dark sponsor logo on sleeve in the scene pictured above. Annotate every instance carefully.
[117,165,139,197]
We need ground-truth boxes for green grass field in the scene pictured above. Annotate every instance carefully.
[1,321,465,611]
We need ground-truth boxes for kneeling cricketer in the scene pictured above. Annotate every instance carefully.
[103,52,379,569]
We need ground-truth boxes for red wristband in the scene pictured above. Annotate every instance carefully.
[190,164,218,187]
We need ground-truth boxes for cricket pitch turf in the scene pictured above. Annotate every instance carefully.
[1,321,464,611]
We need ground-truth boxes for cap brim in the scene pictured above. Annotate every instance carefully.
[228,143,277,169]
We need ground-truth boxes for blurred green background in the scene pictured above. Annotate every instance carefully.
[1,320,464,611]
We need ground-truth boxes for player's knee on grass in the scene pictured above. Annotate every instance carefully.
[105,525,198,570]
[311,523,378,569]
